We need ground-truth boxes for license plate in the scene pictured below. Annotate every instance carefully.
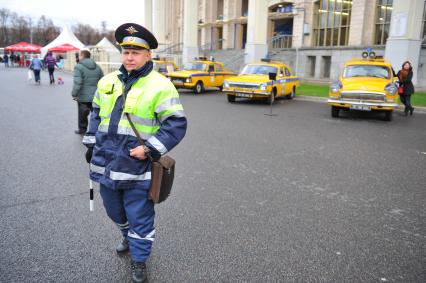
[350,105,371,111]
[172,80,183,84]
[236,93,253,98]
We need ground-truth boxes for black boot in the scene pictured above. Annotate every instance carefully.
[404,107,408,116]
[410,107,414,116]
[131,261,147,283]
[116,237,129,253]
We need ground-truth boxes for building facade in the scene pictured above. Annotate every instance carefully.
[145,0,426,87]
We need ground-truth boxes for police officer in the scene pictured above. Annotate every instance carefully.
[82,23,187,283]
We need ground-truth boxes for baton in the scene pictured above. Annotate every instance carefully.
[89,179,94,212]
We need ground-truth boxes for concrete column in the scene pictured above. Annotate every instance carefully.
[141,0,153,31]
[153,0,167,46]
[348,0,376,46]
[183,0,199,63]
[385,0,425,85]
[244,0,268,63]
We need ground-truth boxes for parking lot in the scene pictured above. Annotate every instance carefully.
[0,67,425,282]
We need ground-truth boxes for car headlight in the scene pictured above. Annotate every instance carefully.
[384,83,397,95]
[223,80,230,88]
[330,81,342,93]
[186,77,192,83]
[260,83,267,91]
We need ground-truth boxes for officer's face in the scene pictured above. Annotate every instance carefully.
[122,48,151,72]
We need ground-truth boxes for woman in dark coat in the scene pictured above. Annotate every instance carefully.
[397,61,415,116]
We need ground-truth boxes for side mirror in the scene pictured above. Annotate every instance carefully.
[269,72,277,81]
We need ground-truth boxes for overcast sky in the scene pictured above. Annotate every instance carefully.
[1,0,146,30]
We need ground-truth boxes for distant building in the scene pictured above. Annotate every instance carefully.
[144,0,426,87]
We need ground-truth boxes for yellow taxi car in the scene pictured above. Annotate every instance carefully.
[328,51,398,121]
[152,57,178,76]
[167,57,236,94]
[222,59,300,103]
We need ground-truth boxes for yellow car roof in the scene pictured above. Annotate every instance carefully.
[344,58,391,67]
[191,60,223,64]
[249,61,289,68]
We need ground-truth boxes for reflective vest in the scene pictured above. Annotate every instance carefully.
[88,70,185,189]
[94,70,184,140]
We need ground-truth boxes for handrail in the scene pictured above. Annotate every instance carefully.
[268,34,293,50]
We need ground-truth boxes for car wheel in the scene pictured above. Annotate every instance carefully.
[227,94,235,103]
[383,110,393,121]
[287,87,296,99]
[331,106,340,118]
[219,86,223,91]
[194,81,204,94]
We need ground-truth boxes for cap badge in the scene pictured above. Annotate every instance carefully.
[125,26,138,34]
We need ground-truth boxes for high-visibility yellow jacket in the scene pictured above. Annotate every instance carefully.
[83,68,187,189]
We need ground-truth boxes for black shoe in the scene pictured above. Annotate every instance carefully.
[74,129,86,134]
[131,261,147,283]
[116,237,129,253]
[410,107,414,116]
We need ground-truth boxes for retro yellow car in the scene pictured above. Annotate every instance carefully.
[328,52,398,121]
[168,57,236,94]
[152,57,178,76]
[222,59,300,103]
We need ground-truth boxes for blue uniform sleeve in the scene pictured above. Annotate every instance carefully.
[82,107,101,148]
[145,116,187,158]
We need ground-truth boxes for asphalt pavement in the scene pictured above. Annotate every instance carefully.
[0,67,425,282]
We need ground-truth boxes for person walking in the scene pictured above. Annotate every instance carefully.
[44,51,57,84]
[28,54,43,84]
[3,53,9,67]
[82,23,187,283]
[397,61,415,116]
[71,50,104,134]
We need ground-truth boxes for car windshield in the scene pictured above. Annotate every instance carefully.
[240,64,278,75]
[343,65,391,79]
[184,62,206,71]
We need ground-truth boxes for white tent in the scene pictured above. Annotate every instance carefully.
[95,37,119,53]
[41,25,85,56]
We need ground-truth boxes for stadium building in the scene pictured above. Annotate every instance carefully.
[142,0,426,87]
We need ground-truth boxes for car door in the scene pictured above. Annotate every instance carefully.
[284,67,293,94]
[213,63,225,87]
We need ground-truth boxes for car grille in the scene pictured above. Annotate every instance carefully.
[340,92,385,102]
[229,82,259,89]
[170,77,186,83]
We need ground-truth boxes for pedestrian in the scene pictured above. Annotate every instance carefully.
[16,54,21,67]
[71,49,104,134]
[10,53,15,67]
[44,51,57,84]
[397,61,415,116]
[82,23,187,283]
[29,54,43,84]
[3,53,9,67]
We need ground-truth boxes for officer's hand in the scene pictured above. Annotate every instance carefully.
[72,97,77,101]
[129,146,147,160]
[85,148,93,163]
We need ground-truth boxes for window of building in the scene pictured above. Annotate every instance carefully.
[313,0,352,46]
[322,56,331,78]
[375,0,393,45]
[422,0,426,44]
[308,56,316,77]
[242,0,249,17]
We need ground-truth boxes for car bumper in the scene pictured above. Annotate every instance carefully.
[328,99,398,111]
[223,89,271,98]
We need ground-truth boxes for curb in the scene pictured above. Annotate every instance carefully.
[295,96,426,114]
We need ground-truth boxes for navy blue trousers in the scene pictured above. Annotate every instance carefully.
[100,183,155,262]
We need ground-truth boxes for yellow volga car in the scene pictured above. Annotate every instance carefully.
[222,59,300,103]
[152,58,178,76]
[168,57,235,94]
[328,54,398,121]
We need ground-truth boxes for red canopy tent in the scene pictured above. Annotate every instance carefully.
[5,42,42,53]
[48,43,80,53]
